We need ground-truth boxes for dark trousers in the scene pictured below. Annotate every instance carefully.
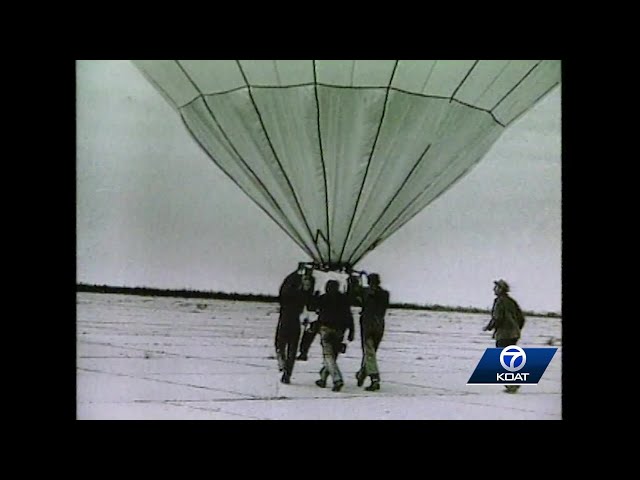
[358,318,384,380]
[299,321,320,356]
[275,319,301,376]
[496,338,519,348]
[495,338,521,391]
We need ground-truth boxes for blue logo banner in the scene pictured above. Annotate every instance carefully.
[467,346,557,385]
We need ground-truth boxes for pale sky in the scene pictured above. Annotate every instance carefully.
[76,60,561,313]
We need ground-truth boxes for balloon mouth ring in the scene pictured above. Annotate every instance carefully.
[299,261,365,275]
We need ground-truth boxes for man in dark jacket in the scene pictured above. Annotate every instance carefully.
[349,273,389,391]
[313,280,354,392]
[275,270,315,384]
[483,279,526,393]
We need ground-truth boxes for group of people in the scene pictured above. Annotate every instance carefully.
[275,266,389,392]
[274,264,526,394]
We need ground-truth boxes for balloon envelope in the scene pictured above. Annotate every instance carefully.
[133,60,560,269]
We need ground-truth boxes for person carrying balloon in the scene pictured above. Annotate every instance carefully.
[483,279,526,394]
[348,273,389,391]
[298,268,349,362]
[275,268,315,384]
[313,280,354,392]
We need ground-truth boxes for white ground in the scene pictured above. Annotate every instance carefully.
[77,293,562,420]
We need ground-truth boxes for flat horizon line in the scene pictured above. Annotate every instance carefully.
[75,283,562,319]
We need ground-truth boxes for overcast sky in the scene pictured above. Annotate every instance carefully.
[76,60,561,313]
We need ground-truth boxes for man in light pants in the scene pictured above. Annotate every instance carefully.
[313,280,354,392]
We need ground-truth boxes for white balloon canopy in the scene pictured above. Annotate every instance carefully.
[133,60,561,270]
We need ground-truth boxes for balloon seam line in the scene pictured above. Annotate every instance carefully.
[379,162,476,247]
[421,60,438,94]
[313,61,332,266]
[133,63,180,111]
[179,113,315,259]
[346,143,432,265]
[351,186,423,267]
[504,80,560,128]
[490,61,542,113]
[174,61,314,256]
[175,63,309,250]
[337,60,400,266]
[357,156,481,264]
[473,60,512,105]
[193,100,310,252]
[179,84,504,110]
[450,60,480,103]
[235,60,326,265]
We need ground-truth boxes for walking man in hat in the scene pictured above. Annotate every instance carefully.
[484,279,526,394]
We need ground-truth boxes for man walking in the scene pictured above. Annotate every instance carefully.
[350,273,389,392]
[313,280,354,392]
[484,279,526,394]
[275,269,314,384]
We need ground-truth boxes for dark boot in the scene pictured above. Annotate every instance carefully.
[315,379,326,388]
[281,372,290,384]
[356,370,366,387]
[332,380,344,392]
[365,374,380,391]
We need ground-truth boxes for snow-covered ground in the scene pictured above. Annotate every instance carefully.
[77,293,562,420]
